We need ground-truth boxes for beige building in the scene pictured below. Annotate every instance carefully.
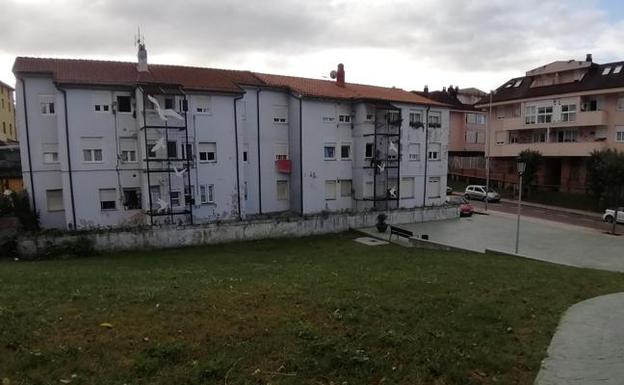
[0,80,16,143]
[476,54,624,192]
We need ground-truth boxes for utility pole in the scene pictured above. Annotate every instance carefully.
[485,91,493,212]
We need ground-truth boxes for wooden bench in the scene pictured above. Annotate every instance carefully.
[389,225,414,241]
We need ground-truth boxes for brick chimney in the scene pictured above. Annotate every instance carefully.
[586,53,593,63]
[336,63,345,87]
[423,85,429,95]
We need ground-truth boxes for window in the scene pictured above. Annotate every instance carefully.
[556,128,578,143]
[325,180,337,200]
[615,65,623,74]
[428,143,441,161]
[340,144,351,160]
[602,67,612,75]
[365,143,374,159]
[364,181,374,198]
[466,113,485,125]
[147,141,157,158]
[243,181,248,201]
[525,106,536,124]
[322,116,336,123]
[150,186,161,203]
[93,94,111,113]
[99,188,117,211]
[408,143,420,161]
[617,96,624,111]
[184,185,195,205]
[116,95,131,113]
[242,144,249,163]
[198,142,217,162]
[119,138,137,163]
[167,141,178,158]
[274,143,289,160]
[560,104,576,122]
[42,143,59,164]
[277,180,289,201]
[180,143,193,160]
[94,104,110,112]
[513,79,523,87]
[428,112,441,128]
[123,188,141,210]
[46,189,64,212]
[272,105,288,123]
[324,144,336,160]
[164,97,175,110]
[195,96,211,114]
[365,106,375,121]
[387,111,401,125]
[427,177,441,198]
[83,148,103,163]
[200,184,214,204]
[338,114,351,123]
[40,95,55,115]
[616,128,624,142]
[340,179,352,197]
[537,106,553,123]
[409,111,423,127]
[170,191,181,207]
[532,132,546,143]
[400,177,415,198]
[2,122,5,133]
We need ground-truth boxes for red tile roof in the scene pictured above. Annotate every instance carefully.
[254,72,446,106]
[13,57,446,106]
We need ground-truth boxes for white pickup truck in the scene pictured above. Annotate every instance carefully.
[602,207,624,224]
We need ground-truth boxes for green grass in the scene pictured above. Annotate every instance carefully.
[1,232,623,385]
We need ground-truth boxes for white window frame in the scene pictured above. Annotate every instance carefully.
[427,143,441,161]
[83,148,103,163]
[614,65,623,74]
[324,143,336,160]
[427,177,441,199]
[409,111,423,127]
[43,151,59,164]
[119,138,138,163]
[325,180,337,200]
[615,127,624,142]
[274,142,289,160]
[170,191,182,207]
[338,114,352,123]
[525,106,537,124]
[400,177,415,199]
[408,143,420,161]
[537,106,553,123]
[199,184,215,204]
[340,143,352,160]
[39,95,55,115]
[115,95,132,113]
[339,179,352,197]
[99,188,117,211]
[198,142,217,163]
[617,96,624,111]
[46,189,64,212]
[364,142,374,159]
[276,180,289,201]
[195,95,211,115]
[272,105,288,124]
[242,144,249,163]
[428,111,441,128]
[560,104,577,122]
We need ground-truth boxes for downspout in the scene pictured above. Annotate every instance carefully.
[59,87,77,228]
[299,97,303,215]
[422,106,430,208]
[20,78,37,214]
[256,88,262,214]
[233,94,244,221]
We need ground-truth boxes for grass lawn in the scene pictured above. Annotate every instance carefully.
[1,232,623,385]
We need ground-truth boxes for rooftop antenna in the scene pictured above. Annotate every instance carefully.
[135,26,144,47]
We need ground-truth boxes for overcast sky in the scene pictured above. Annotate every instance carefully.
[2,0,623,93]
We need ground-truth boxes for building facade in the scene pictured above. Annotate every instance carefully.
[13,47,450,229]
[476,55,624,193]
[418,86,487,183]
[0,80,16,143]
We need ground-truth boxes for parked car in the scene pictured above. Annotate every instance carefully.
[602,207,624,224]
[464,185,500,202]
[446,195,474,217]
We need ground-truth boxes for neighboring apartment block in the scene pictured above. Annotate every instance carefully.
[476,54,624,192]
[0,80,16,143]
[13,45,450,229]
[417,86,487,182]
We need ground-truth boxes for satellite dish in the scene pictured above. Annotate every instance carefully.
[330,70,337,79]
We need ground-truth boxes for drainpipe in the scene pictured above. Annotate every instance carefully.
[256,88,262,214]
[422,106,431,208]
[233,94,244,221]
[299,97,303,215]
[59,87,77,228]
[20,78,37,214]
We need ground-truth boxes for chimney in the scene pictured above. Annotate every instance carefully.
[137,40,148,72]
[442,86,446,92]
[423,85,429,95]
[336,63,345,87]
[586,53,593,63]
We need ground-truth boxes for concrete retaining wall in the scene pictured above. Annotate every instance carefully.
[17,206,458,257]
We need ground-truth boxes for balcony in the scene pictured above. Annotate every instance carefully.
[490,141,608,157]
[500,110,608,131]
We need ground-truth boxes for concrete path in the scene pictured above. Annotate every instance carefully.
[534,293,624,385]
[380,212,624,272]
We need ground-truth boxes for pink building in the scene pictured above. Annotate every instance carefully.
[476,54,624,193]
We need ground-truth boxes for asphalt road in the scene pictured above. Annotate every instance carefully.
[466,198,615,232]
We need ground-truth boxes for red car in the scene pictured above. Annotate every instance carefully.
[446,195,474,217]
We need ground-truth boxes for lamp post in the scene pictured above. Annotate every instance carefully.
[485,91,493,212]
[515,157,526,254]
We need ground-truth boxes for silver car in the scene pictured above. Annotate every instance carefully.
[603,207,624,224]
[464,185,500,202]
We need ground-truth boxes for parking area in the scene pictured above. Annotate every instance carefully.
[379,212,624,272]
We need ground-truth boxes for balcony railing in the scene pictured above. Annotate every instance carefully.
[490,141,608,157]
[500,110,608,131]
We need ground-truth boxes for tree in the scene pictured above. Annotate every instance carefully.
[587,149,624,208]
[518,149,542,196]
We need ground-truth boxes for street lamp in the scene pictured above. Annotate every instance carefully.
[515,157,526,254]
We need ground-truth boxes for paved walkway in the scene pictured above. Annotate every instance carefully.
[380,212,624,272]
[534,293,624,385]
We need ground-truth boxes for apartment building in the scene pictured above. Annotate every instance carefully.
[0,80,16,143]
[13,45,450,229]
[418,86,487,183]
[476,54,624,192]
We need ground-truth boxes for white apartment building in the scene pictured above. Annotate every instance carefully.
[13,45,450,229]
